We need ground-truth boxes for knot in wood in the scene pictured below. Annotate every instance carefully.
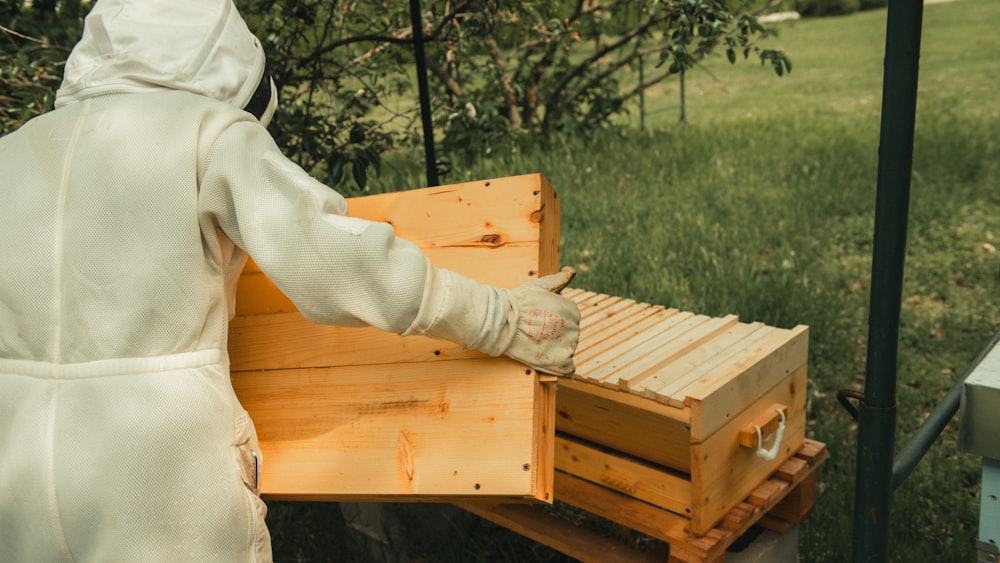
[479,233,505,247]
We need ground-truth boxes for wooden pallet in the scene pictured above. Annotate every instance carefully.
[459,439,825,562]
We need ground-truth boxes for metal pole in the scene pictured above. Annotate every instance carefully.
[409,0,439,187]
[851,0,924,560]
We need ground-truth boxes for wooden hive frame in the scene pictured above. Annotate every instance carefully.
[229,174,560,503]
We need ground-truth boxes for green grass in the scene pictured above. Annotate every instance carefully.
[630,0,1000,127]
[267,2,999,561]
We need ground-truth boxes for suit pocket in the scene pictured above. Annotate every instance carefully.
[234,410,261,492]
[234,409,272,561]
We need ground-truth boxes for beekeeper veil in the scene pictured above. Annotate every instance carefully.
[55,0,278,126]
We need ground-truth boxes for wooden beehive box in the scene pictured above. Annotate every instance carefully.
[553,289,810,536]
[228,174,560,503]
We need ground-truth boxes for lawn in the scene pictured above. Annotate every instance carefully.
[267,1,999,560]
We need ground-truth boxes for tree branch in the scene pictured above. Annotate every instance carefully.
[543,12,668,117]
[484,35,522,129]
[426,58,463,99]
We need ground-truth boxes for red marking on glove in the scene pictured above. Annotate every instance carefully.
[525,310,566,342]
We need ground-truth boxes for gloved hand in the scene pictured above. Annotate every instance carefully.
[404,261,581,376]
[500,267,580,376]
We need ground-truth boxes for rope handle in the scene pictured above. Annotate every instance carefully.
[753,407,787,462]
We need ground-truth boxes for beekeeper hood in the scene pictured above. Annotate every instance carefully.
[55,0,277,126]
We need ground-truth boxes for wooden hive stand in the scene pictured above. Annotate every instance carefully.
[460,440,824,562]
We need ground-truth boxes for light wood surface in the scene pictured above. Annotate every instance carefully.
[557,289,810,534]
[233,358,546,500]
[230,174,560,502]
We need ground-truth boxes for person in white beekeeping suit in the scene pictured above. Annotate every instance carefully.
[0,0,580,560]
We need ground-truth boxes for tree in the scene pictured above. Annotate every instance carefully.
[422,0,791,159]
[1,0,89,134]
[2,1,789,192]
[246,0,789,186]
[241,0,420,192]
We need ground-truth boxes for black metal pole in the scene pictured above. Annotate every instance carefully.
[851,0,924,560]
[409,0,439,187]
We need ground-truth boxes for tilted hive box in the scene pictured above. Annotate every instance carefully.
[229,174,561,503]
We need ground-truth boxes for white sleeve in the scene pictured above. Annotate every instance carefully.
[198,120,511,349]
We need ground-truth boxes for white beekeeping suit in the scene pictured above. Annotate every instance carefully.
[0,1,579,561]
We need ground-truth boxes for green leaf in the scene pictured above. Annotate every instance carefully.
[726,48,736,64]
[348,124,365,144]
[364,147,382,177]
[326,153,345,187]
[352,160,368,190]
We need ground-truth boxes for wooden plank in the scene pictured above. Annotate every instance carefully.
[630,322,768,400]
[534,372,557,503]
[719,502,761,532]
[579,313,716,387]
[554,471,695,548]
[573,307,683,367]
[797,438,827,464]
[347,174,556,281]
[766,471,817,527]
[577,295,625,328]
[748,479,792,508]
[556,378,693,471]
[600,315,741,391]
[664,326,793,404]
[576,300,656,344]
[572,291,609,312]
[578,297,639,332]
[232,358,550,501]
[537,175,561,277]
[229,314,484,372]
[688,366,807,534]
[457,502,669,563]
[688,325,809,440]
[233,271,297,315]
[669,544,723,563]
[555,434,693,517]
[234,174,558,317]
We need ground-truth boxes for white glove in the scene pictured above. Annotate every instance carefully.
[501,267,580,376]
[404,262,580,376]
